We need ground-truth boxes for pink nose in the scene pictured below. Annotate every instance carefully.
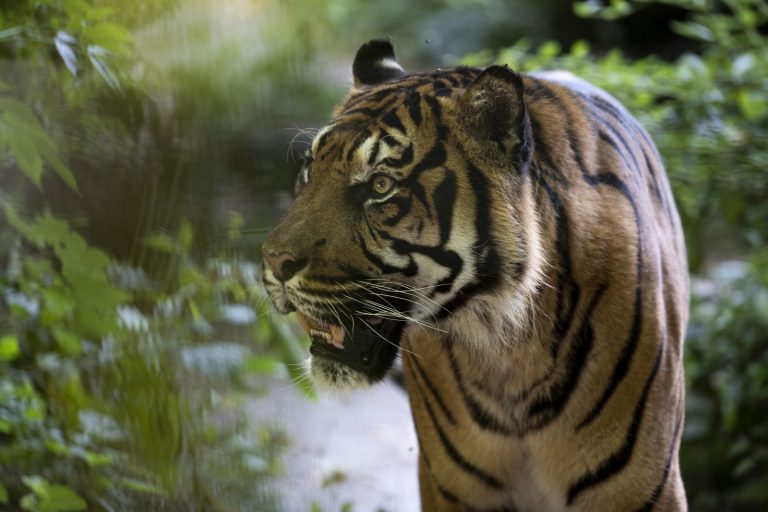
[263,249,306,282]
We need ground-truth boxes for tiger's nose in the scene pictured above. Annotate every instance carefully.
[262,248,308,282]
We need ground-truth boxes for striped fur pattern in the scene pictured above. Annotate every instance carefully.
[263,40,689,511]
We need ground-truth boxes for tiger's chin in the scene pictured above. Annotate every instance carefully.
[296,310,405,389]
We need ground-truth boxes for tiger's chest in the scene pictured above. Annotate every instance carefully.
[401,332,568,512]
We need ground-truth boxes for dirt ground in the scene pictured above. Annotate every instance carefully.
[249,377,420,511]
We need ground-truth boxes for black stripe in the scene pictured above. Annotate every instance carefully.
[529,116,569,186]
[418,377,505,489]
[566,337,664,505]
[382,194,413,227]
[315,130,333,155]
[576,283,642,433]
[584,94,637,136]
[539,178,581,360]
[447,345,514,435]
[433,168,457,245]
[596,123,642,177]
[413,426,464,506]
[639,144,677,227]
[423,95,448,138]
[344,128,371,162]
[381,108,407,134]
[358,234,417,276]
[640,144,662,202]
[407,93,422,126]
[386,144,414,167]
[405,143,446,220]
[342,106,380,118]
[529,80,591,179]
[367,139,381,166]
[576,171,644,430]
[527,284,606,429]
[391,238,463,291]
[433,161,500,317]
[634,406,683,512]
[411,357,456,425]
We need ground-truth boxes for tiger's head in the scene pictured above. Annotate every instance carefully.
[263,40,544,388]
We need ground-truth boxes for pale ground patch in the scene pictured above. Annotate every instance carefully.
[249,377,421,512]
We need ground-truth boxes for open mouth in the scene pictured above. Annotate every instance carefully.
[296,311,404,381]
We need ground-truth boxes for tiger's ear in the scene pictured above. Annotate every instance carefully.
[457,65,533,170]
[352,39,406,88]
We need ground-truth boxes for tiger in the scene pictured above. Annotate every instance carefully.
[262,39,689,511]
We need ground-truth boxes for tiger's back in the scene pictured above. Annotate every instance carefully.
[401,71,688,511]
[262,40,688,511]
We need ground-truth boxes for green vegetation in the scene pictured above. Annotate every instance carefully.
[1,0,304,510]
[1,0,766,510]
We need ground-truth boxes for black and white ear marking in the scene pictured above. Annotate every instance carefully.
[352,38,406,87]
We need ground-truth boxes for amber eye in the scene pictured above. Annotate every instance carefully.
[371,174,394,196]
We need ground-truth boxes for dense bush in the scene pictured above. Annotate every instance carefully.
[1,1,304,510]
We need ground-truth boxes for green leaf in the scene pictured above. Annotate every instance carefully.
[671,20,716,42]
[736,88,768,121]
[538,40,561,58]
[52,328,83,356]
[243,356,280,375]
[54,32,78,76]
[87,46,121,90]
[6,119,43,186]
[84,23,132,54]
[570,39,590,58]
[117,478,166,496]
[144,233,176,253]
[0,334,20,361]
[179,220,193,252]
[0,482,8,505]
[21,475,48,497]
[41,485,87,511]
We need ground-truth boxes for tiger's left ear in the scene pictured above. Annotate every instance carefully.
[457,65,533,172]
[352,39,406,88]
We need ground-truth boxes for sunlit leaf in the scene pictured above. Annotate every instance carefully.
[117,478,166,496]
[671,20,716,42]
[0,482,8,505]
[54,32,78,77]
[6,116,43,186]
[0,26,24,43]
[52,328,83,356]
[243,356,280,375]
[179,220,193,252]
[21,476,48,497]
[85,23,132,54]
[0,97,77,190]
[40,485,87,511]
[0,335,20,361]
[145,233,176,253]
[87,46,120,90]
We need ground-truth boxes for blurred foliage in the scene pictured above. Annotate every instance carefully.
[0,0,307,510]
[0,206,299,510]
[685,259,768,511]
[464,0,768,509]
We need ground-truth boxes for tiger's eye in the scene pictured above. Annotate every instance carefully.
[372,175,393,195]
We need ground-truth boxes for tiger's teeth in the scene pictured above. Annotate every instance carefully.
[310,329,331,341]
[329,325,345,350]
